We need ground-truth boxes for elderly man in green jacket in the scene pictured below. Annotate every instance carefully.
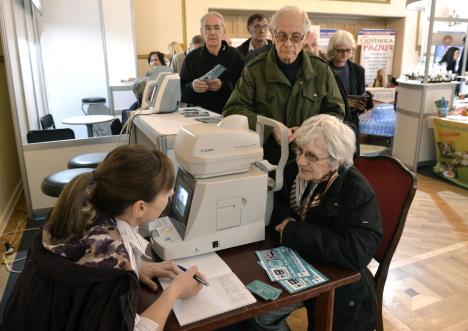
[223,6,345,164]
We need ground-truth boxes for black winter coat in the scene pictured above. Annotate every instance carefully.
[271,163,382,331]
[0,234,140,331]
[237,38,273,59]
[180,41,244,114]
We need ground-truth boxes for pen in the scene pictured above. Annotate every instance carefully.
[177,264,209,286]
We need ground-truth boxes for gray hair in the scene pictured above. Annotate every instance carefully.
[295,115,356,170]
[200,11,225,29]
[270,6,310,35]
[325,30,356,61]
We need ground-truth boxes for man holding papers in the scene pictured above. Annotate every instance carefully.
[180,11,244,114]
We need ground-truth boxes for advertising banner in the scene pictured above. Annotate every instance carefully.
[357,29,395,86]
[319,29,337,55]
[433,117,468,189]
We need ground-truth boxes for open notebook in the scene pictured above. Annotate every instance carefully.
[158,252,256,326]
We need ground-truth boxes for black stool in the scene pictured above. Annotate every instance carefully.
[68,152,107,169]
[81,97,107,115]
[41,168,94,198]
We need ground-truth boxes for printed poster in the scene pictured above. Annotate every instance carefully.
[357,29,395,86]
[433,117,468,189]
[318,29,337,55]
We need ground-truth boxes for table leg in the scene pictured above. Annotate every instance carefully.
[313,289,335,331]
[86,124,94,137]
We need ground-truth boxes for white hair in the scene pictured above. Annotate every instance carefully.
[325,30,356,61]
[270,6,310,35]
[200,11,225,29]
[295,114,356,169]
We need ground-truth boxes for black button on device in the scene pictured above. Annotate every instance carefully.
[348,300,355,307]
[212,241,219,248]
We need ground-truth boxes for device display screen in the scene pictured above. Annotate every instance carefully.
[170,168,195,231]
[175,185,189,217]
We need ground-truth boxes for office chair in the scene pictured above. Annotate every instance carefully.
[354,155,417,331]
[40,114,56,130]
[110,118,123,135]
[27,128,75,143]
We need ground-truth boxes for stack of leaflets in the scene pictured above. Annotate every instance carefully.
[255,246,328,294]
[198,64,226,81]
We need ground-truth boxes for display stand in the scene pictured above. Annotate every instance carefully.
[393,81,457,170]
[394,0,468,170]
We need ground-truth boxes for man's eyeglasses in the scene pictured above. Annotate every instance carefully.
[291,145,330,163]
[253,24,269,31]
[335,48,354,55]
[274,32,304,43]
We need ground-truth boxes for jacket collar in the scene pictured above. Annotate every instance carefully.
[265,47,317,85]
[200,40,228,59]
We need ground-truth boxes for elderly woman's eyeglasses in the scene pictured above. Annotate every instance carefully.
[291,145,330,162]
[335,48,354,55]
[274,32,304,43]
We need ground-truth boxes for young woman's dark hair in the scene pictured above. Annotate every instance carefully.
[440,46,460,72]
[47,144,175,240]
[147,51,167,66]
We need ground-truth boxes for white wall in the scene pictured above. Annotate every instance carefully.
[102,0,137,83]
[38,0,108,138]
[134,0,421,77]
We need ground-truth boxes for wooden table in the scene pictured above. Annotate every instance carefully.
[62,115,114,137]
[138,231,361,331]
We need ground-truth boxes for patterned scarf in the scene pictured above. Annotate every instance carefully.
[42,207,133,272]
[290,170,339,221]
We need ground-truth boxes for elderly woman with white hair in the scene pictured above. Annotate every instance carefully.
[252,114,382,331]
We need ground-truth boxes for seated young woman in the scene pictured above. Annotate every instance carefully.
[1,144,203,331]
[251,115,383,331]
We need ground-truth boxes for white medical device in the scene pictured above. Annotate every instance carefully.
[140,72,180,114]
[144,115,289,260]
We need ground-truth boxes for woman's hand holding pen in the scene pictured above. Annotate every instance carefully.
[170,266,205,299]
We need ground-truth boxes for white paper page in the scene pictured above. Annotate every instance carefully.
[173,252,232,278]
[158,252,256,326]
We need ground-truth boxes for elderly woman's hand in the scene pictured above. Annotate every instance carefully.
[139,260,181,291]
[275,218,293,236]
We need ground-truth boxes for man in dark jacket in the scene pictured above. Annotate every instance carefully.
[180,11,244,114]
[251,114,382,331]
[237,13,272,59]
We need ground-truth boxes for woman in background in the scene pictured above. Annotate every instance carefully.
[167,41,184,62]
[373,68,387,88]
[326,30,371,155]
[1,145,203,331]
[440,46,460,73]
[148,51,167,68]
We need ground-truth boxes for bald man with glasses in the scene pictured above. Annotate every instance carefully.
[223,6,345,164]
